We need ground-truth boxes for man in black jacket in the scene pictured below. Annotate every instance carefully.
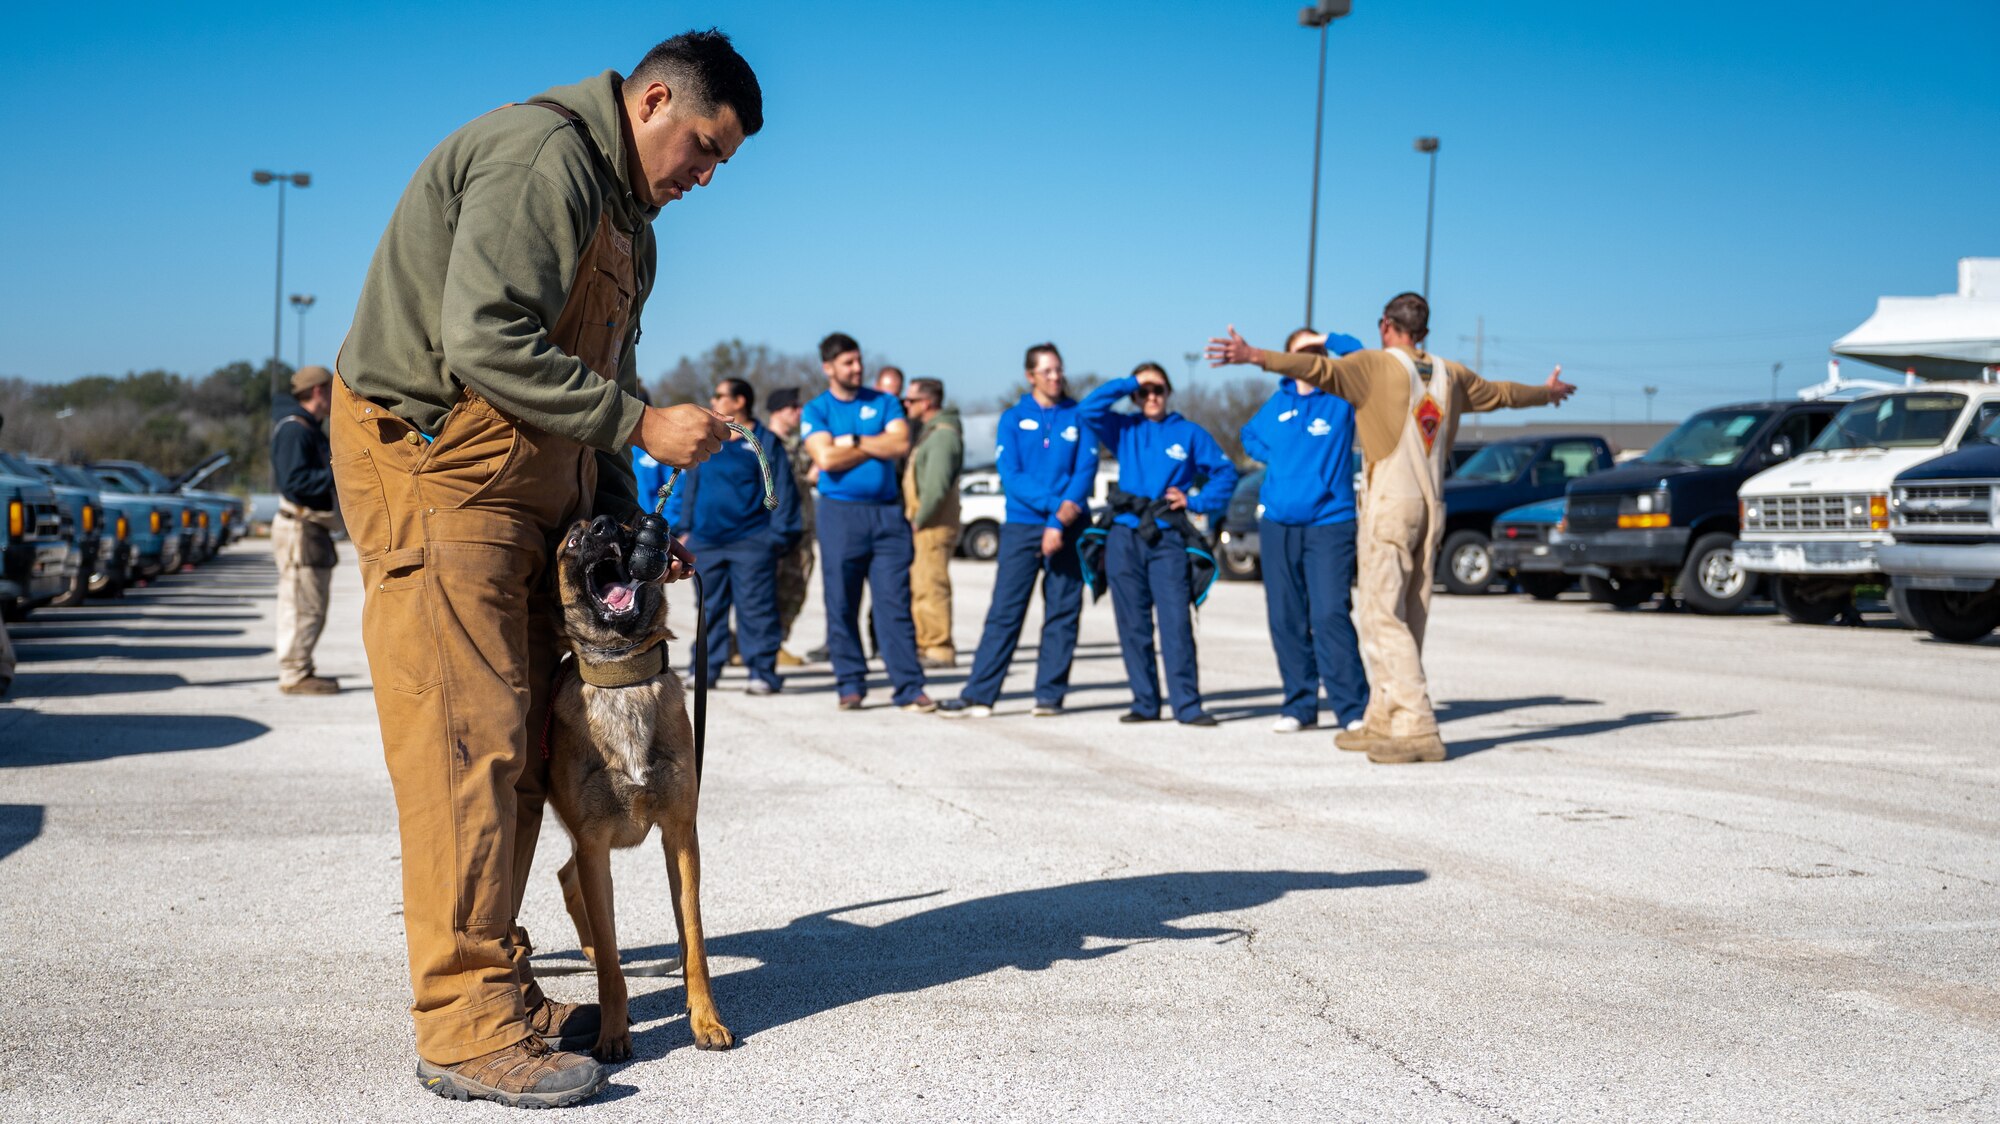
[272,365,340,695]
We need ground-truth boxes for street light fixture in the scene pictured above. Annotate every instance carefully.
[1643,385,1658,423]
[253,170,311,401]
[1299,1,1352,327]
[290,293,317,369]
[1414,136,1439,299]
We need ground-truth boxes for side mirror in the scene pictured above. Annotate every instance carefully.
[1766,435,1793,462]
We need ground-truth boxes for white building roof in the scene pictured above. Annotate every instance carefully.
[1832,258,2000,380]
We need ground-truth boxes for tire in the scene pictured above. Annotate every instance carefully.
[962,521,1002,562]
[51,567,87,609]
[1440,530,1495,595]
[1517,572,1570,601]
[1583,573,1658,609]
[1677,532,1755,615]
[1218,529,1261,582]
[1771,577,1850,625]
[1905,587,2000,643]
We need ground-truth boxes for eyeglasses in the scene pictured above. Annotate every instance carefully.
[1132,384,1168,400]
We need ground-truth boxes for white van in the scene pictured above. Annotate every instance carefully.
[1735,380,2000,623]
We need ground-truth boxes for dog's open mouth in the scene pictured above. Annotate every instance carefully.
[587,542,641,618]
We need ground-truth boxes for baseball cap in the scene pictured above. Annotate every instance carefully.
[767,386,801,412]
[291,365,334,395]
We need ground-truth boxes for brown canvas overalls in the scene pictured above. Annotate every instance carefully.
[331,200,636,1064]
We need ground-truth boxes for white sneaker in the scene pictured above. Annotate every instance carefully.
[937,700,992,719]
[1031,704,1063,718]
[744,679,777,697]
[1271,715,1305,734]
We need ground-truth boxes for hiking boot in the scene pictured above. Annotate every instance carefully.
[1334,725,1385,753]
[919,653,955,669]
[1366,733,1448,765]
[525,995,600,1051]
[776,648,804,668]
[838,694,864,711]
[280,676,339,696]
[415,1036,606,1109]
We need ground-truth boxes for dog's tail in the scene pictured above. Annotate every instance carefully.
[797,889,947,924]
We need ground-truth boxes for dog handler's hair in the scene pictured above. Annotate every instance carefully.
[626,29,764,136]
[1024,342,1062,371]
[1284,327,1321,351]
[716,377,755,413]
[1383,292,1430,343]
[819,332,861,365]
[1131,361,1172,393]
[910,377,944,406]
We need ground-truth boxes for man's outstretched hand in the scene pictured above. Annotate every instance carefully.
[1204,325,1266,368]
[1545,365,1576,407]
[634,404,731,467]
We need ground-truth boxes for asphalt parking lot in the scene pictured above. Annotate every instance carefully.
[2,540,1996,1122]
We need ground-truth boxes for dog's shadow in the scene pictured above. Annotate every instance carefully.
[537,868,1424,1056]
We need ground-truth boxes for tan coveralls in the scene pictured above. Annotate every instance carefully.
[331,210,632,1065]
[1260,345,1554,739]
[271,495,338,688]
[903,432,961,663]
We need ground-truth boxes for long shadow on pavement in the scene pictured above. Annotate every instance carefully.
[554,868,1426,1055]
[0,713,270,766]
[0,804,43,863]
[10,642,271,663]
[1444,708,1755,759]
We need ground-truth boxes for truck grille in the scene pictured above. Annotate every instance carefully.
[1749,493,1874,533]
[1565,495,1619,531]
[1894,481,1998,533]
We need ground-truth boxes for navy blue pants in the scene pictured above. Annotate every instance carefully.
[1106,523,1202,721]
[959,522,1085,708]
[1259,518,1369,726]
[691,532,786,689]
[817,498,926,704]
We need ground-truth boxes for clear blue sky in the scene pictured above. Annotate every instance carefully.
[2,1,1994,422]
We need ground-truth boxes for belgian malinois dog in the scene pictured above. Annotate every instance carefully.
[545,514,732,1060]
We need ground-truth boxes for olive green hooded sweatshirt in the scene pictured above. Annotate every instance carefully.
[340,71,655,518]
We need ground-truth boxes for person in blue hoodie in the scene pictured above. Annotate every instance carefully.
[1240,328,1371,735]
[1080,362,1239,726]
[674,378,801,694]
[939,343,1099,719]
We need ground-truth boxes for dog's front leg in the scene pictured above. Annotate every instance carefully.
[556,854,599,967]
[574,842,631,1061]
[662,819,733,1050]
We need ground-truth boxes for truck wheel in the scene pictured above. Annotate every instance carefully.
[1218,533,1261,582]
[1440,530,1494,595]
[1518,573,1570,601]
[961,521,1002,562]
[1771,578,1850,625]
[1906,588,2000,643]
[1677,533,1754,615]
[1583,574,1657,609]
[51,568,87,609]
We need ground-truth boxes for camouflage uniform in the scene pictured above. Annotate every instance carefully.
[776,430,817,639]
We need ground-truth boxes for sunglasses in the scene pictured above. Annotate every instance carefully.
[1132,384,1169,399]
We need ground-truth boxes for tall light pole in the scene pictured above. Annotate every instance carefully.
[1643,385,1658,423]
[290,294,317,369]
[1414,136,1439,299]
[1770,361,1783,401]
[1299,1,1352,327]
[253,170,311,400]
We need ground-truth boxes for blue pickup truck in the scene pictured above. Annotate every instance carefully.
[1437,435,1615,595]
[1,454,74,620]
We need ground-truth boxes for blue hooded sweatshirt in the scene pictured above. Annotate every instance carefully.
[1240,379,1359,526]
[996,394,1099,529]
[1080,376,1239,529]
[674,420,801,548]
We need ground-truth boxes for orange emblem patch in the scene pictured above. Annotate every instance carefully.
[1414,394,1443,453]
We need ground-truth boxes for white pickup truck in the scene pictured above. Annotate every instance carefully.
[956,462,1120,561]
[1735,380,2000,623]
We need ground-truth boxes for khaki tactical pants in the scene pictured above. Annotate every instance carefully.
[329,378,595,1065]
[1354,487,1443,737]
[910,522,959,661]
[273,503,337,687]
[776,534,815,641]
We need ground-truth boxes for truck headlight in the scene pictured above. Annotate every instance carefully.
[1616,490,1672,529]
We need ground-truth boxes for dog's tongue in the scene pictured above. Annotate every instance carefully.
[603,582,636,612]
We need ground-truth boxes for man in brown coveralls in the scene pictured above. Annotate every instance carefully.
[1208,293,1574,765]
[332,31,761,1108]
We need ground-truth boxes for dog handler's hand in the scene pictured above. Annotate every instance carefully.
[659,539,696,583]
[1205,325,1262,368]
[633,404,731,467]
[1545,364,1576,406]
